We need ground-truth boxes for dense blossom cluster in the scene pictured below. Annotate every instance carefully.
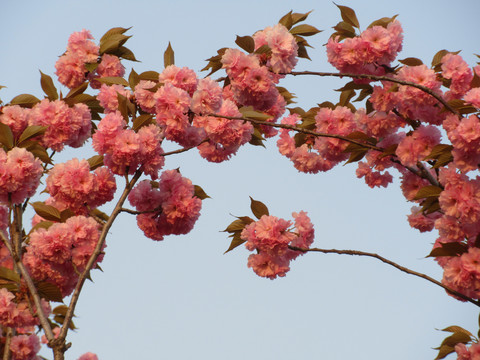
[241,211,314,279]
[0,7,479,360]
[128,170,203,241]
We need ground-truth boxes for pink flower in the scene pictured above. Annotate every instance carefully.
[30,99,92,151]
[134,80,157,113]
[159,65,198,96]
[0,147,43,204]
[10,334,40,360]
[241,211,314,279]
[97,84,131,113]
[395,125,441,167]
[78,353,99,360]
[464,88,480,108]
[191,77,223,114]
[0,105,30,137]
[253,24,298,73]
[441,53,473,99]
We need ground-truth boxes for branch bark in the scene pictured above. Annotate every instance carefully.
[288,245,480,307]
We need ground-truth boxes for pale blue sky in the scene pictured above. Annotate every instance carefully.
[1,1,479,359]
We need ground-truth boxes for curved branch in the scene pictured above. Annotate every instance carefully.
[289,245,480,307]
[288,71,457,115]
[206,113,384,152]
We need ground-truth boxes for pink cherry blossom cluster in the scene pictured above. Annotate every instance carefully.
[89,53,125,89]
[277,107,359,173]
[326,20,403,76]
[29,99,92,151]
[9,333,41,360]
[55,29,99,89]
[128,170,202,241]
[46,158,116,214]
[24,216,102,296]
[0,147,43,204]
[92,111,164,178]
[0,105,30,138]
[0,288,50,330]
[241,211,314,279]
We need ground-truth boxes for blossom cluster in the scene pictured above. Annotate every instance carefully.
[241,211,314,279]
[128,170,202,241]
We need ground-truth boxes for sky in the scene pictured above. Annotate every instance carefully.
[1,0,480,359]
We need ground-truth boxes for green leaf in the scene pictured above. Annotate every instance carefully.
[291,11,313,25]
[9,94,40,108]
[36,281,63,302]
[334,3,360,28]
[138,71,160,82]
[60,209,75,223]
[29,221,54,234]
[100,33,131,55]
[112,46,138,62]
[17,125,47,145]
[289,24,322,36]
[193,185,210,200]
[250,197,269,219]
[20,142,51,164]
[100,27,131,44]
[413,185,443,200]
[39,71,58,100]
[132,114,154,131]
[164,42,175,68]
[0,266,21,283]
[235,35,255,53]
[339,89,355,106]
[0,122,14,149]
[31,202,62,222]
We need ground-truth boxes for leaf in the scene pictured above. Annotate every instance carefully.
[39,71,58,100]
[100,33,131,55]
[235,35,255,53]
[413,185,443,200]
[434,344,456,360]
[439,332,472,347]
[65,82,88,99]
[36,281,63,302]
[0,122,14,149]
[129,68,140,90]
[250,197,269,219]
[291,11,313,25]
[194,185,210,200]
[52,305,69,316]
[31,202,62,222]
[29,221,54,234]
[254,45,272,56]
[164,42,175,68]
[138,71,160,82]
[334,3,360,28]
[239,106,272,121]
[0,266,21,283]
[132,114,154,132]
[223,219,247,233]
[60,209,75,223]
[289,24,322,36]
[224,232,246,254]
[297,43,311,60]
[9,94,40,108]
[441,326,473,337]
[344,148,368,165]
[100,27,131,44]
[432,49,450,68]
[91,208,109,222]
[17,125,47,145]
[95,77,129,87]
[279,11,293,29]
[87,155,104,171]
[398,57,423,66]
[367,15,398,29]
[21,142,51,164]
[427,242,468,257]
[339,89,355,106]
[112,46,138,62]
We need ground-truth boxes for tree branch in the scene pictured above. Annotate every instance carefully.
[288,71,457,115]
[57,169,143,350]
[288,245,480,307]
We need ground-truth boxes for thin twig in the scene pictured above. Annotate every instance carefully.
[206,113,384,152]
[289,245,480,307]
[3,327,13,360]
[288,71,457,115]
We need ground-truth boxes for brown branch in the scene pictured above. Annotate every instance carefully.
[288,71,457,115]
[57,169,143,352]
[206,113,384,152]
[3,327,13,360]
[289,245,480,307]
